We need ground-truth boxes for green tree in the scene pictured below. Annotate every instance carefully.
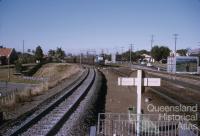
[15,60,23,73]
[55,47,65,59]
[35,46,43,61]
[176,49,187,56]
[48,49,56,57]
[151,46,170,61]
[121,51,141,62]
[9,48,18,64]
[135,50,150,55]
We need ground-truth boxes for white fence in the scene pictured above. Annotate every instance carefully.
[22,76,49,81]
[97,113,199,136]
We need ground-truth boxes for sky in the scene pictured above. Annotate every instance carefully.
[0,0,200,54]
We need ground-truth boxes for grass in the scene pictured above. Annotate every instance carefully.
[152,62,167,68]
[0,67,39,84]
[0,63,81,111]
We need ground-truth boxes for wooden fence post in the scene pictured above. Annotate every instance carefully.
[0,112,3,125]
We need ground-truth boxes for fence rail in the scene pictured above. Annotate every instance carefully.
[97,113,199,136]
[22,76,49,81]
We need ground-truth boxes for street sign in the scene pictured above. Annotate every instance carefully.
[143,78,161,86]
[118,77,134,86]
[118,77,161,86]
[118,70,161,136]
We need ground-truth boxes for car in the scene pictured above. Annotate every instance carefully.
[147,63,152,67]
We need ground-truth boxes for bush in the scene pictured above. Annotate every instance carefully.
[24,60,50,76]
[15,60,23,73]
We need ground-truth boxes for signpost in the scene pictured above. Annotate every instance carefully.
[118,70,161,136]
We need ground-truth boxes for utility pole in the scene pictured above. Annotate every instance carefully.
[173,34,178,56]
[150,35,154,62]
[121,46,124,62]
[80,53,82,65]
[8,56,10,81]
[121,46,124,54]
[22,40,25,60]
[129,44,134,67]
[101,49,104,56]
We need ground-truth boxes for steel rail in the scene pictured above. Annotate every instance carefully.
[110,68,200,115]
[7,68,96,136]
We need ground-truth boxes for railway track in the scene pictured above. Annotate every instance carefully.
[110,67,200,115]
[132,64,200,81]
[1,68,96,136]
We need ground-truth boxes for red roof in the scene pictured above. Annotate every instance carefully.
[0,48,13,58]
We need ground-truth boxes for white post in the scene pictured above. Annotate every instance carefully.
[117,70,161,136]
[136,70,142,136]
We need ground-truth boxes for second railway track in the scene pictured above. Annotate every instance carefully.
[2,68,96,136]
[110,67,200,115]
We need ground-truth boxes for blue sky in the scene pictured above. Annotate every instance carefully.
[0,0,200,54]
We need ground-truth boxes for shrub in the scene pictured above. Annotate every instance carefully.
[15,60,23,73]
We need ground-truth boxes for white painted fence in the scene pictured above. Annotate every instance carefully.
[97,113,199,136]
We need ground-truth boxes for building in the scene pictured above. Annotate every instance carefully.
[141,54,155,62]
[188,48,200,73]
[111,53,116,63]
[167,56,199,74]
[0,46,17,65]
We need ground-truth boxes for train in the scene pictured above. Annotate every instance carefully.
[64,55,105,66]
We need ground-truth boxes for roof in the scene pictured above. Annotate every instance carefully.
[141,53,151,58]
[0,48,13,58]
[188,48,200,55]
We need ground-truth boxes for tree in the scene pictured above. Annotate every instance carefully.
[151,46,170,61]
[55,47,65,59]
[135,50,150,55]
[48,49,56,57]
[121,51,140,62]
[18,53,35,64]
[104,54,111,61]
[9,48,18,64]
[35,46,43,61]
[15,60,23,73]
[176,49,187,56]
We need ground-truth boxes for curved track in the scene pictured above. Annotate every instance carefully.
[2,68,96,136]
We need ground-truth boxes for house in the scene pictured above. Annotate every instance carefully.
[169,51,181,57]
[0,46,17,65]
[141,54,155,62]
